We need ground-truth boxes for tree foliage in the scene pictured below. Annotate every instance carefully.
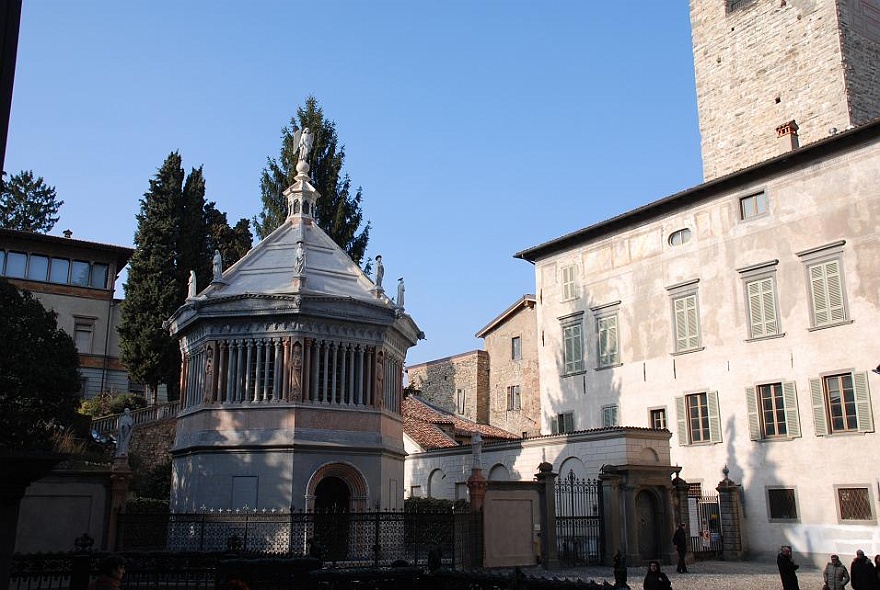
[255,96,370,264]
[0,170,63,233]
[0,278,81,450]
[119,152,252,401]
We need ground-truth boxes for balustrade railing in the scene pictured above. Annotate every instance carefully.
[91,402,180,435]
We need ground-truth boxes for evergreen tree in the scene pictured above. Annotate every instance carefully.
[119,153,185,402]
[255,96,370,264]
[0,278,81,450]
[0,170,63,233]
[119,153,252,402]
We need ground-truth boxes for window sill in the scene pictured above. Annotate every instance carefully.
[562,370,587,378]
[671,347,705,357]
[768,518,800,524]
[818,430,870,437]
[681,440,720,447]
[594,363,623,371]
[808,319,853,332]
[745,332,786,343]
[754,435,799,442]
[837,518,877,526]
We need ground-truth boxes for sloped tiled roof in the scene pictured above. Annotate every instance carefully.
[402,395,519,451]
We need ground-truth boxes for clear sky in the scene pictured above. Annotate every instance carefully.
[6,1,703,367]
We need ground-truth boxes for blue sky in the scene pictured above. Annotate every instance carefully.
[6,1,703,366]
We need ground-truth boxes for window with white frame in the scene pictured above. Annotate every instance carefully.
[456,388,466,414]
[835,486,875,523]
[561,265,578,301]
[746,381,801,440]
[797,241,849,329]
[738,259,781,340]
[506,385,521,411]
[675,391,721,445]
[511,336,522,361]
[597,314,619,367]
[739,191,768,220]
[602,404,619,427]
[551,412,574,434]
[667,280,701,353]
[649,408,667,429]
[811,372,873,435]
[560,313,585,375]
[767,487,799,521]
[74,318,95,354]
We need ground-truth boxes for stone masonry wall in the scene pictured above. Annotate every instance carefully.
[690,0,878,180]
[130,417,176,466]
[841,0,880,125]
[406,350,489,423]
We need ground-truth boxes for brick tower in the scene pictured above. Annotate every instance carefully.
[690,0,880,180]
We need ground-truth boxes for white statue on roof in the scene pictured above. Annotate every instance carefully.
[294,127,314,164]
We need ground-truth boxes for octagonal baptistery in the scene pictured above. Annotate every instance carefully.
[167,165,421,513]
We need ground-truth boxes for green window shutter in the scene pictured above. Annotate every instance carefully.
[745,386,761,440]
[551,416,559,434]
[782,381,801,438]
[686,296,700,349]
[853,371,874,433]
[825,261,846,322]
[707,390,722,443]
[762,280,778,334]
[810,377,828,436]
[674,295,698,351]
[747,281,764,337]
[598,315,619,366]
[675,396,688,446]
[809,264,829,325]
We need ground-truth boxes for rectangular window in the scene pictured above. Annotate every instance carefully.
[511,336,521,361]
[675,391,722,445]
[551,412,574,434]
[602,405,618,427]
[456,388,466,414]
[836,487,874,522]
[748,381,803,440]
[90,263,109,289]
[597,314,620,367]
[650,408,667,429]
[673,294,701,352]
[49,257,70,283]
[74,319,95,354]
[5,251,27,277]
[26,254,49,281]
[759,383,786,437]
[71,260,90,286]
[561,265,577,300]
[811,372,873,436]
[746,277,779,338]
[808,260,847,327]
[767,488,798,521]
[740,192,768,219]
[562,323,584,374]
[506,385,521,411]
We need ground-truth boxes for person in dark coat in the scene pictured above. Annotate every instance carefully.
[643,560,672,590]
[672,522,688,573]
[777,545,800,590]
[851,549,877,590]
[88,555,126,590]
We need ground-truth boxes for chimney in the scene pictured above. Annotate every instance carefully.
[776,120,799,153]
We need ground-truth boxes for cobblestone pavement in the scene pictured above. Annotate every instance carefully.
[518,560,825,590]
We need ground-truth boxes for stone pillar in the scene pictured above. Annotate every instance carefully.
[534,462,559,570]
[716,466,745,560]
[466,467,487,568]
[671,468,691,566]
[105,456,133,551]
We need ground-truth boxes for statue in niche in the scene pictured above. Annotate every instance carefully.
[212,249,223,281]
[293,199,300,214]
[294,241,306,275]
[374,255,384,287]
[116,408,134,457]
[205,346,214,375]
[291,342,303,396]
[187,270,197,298]
[396,277,405,307]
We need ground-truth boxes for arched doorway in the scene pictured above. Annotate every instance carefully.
[635,490,659,561]
[314,476,350,561]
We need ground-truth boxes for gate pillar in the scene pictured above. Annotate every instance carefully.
[716,466,746,560]
[534,462,559,570]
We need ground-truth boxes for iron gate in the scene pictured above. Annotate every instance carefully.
[688,495,723,559]
[555,471,604,566]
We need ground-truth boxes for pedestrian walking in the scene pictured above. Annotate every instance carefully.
[824,554,850,590]
[672,522,688,573]
[777,545,800,590]
[850,550,877,590]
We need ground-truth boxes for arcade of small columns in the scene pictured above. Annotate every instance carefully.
[179,336,404,414]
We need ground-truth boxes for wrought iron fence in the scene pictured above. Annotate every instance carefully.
[116,508,462,568]
[555,472,604,566]
[689,494,723,559]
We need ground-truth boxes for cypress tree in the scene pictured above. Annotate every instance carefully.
[254,96,370,264]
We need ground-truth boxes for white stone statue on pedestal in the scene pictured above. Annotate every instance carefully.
[212,249,223,282]
[294,241,306,275]
[116,408,134,457]
[374,255,384,287]
[187,270,197,298]
[471,431,482,469]
[294,127,314,164]
[396,277,405,308]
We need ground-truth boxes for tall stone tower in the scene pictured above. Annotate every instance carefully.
[690,0,880,180]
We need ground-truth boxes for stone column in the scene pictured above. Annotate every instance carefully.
[106,456,133,551]
[534,462,559,570]
[671,468,691,566]
[466,464,487,568]
[716,466,745,560]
